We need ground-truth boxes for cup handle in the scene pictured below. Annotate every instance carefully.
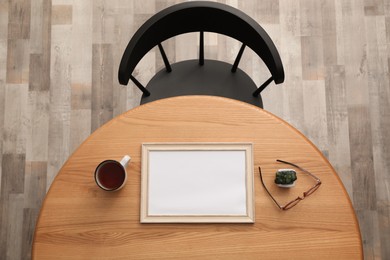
[120,155,131,168]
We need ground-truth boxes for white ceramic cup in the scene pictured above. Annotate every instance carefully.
[94,155,131,191]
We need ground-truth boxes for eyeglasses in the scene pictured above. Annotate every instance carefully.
[259,159,322,210]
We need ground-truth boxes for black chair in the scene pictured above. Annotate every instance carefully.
[118,1,284,108]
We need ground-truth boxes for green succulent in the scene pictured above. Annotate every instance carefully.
[274,170,297,185]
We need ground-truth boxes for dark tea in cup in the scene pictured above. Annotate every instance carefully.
[95,155,131,191]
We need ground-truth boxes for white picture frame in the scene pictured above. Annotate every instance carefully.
[140,143,254,223]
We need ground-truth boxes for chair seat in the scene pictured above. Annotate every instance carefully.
[141,59,263,107]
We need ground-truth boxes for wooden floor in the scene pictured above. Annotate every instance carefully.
[0,0,389,259]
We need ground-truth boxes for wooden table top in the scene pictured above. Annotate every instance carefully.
[32,96,362,259]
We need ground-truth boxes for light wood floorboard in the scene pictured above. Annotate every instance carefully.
[0,0,389,259]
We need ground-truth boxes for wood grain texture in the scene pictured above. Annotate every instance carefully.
[21,162,46,259]
[321,0,338,66]
[32,96,362,259]
[47,19,71,189]
[22,208,39,260]
[0,1,9,40]
[26,91,49,162]
[302,80,328,153]
[0,154,26,257]
[365,15,390,258]
[6,39,29,84]
[5,193,24,260]
[324,65,353,196]
[51,5,72,25]
[7,0,30,40]
[91,44,113,132]
[3,84,28,155]
[0,0,389,259]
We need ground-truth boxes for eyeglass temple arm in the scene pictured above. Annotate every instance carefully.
[258,167,283,210]
[276,159,321,183]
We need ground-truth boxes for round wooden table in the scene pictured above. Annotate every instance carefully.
[32,96,362,259]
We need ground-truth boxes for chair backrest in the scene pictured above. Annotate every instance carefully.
[118,1,284,86]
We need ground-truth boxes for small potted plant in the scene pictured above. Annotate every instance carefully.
[275,169,297,188]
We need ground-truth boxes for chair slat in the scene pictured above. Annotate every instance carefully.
[199,31,204,66]
[253,76,273,97]
[130,75,151,96]
[158,43,172,72]
[231,44,246,73]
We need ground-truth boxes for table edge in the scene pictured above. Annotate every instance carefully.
[32,95,363,259]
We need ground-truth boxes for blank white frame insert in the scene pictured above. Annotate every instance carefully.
[141,143,254,223]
